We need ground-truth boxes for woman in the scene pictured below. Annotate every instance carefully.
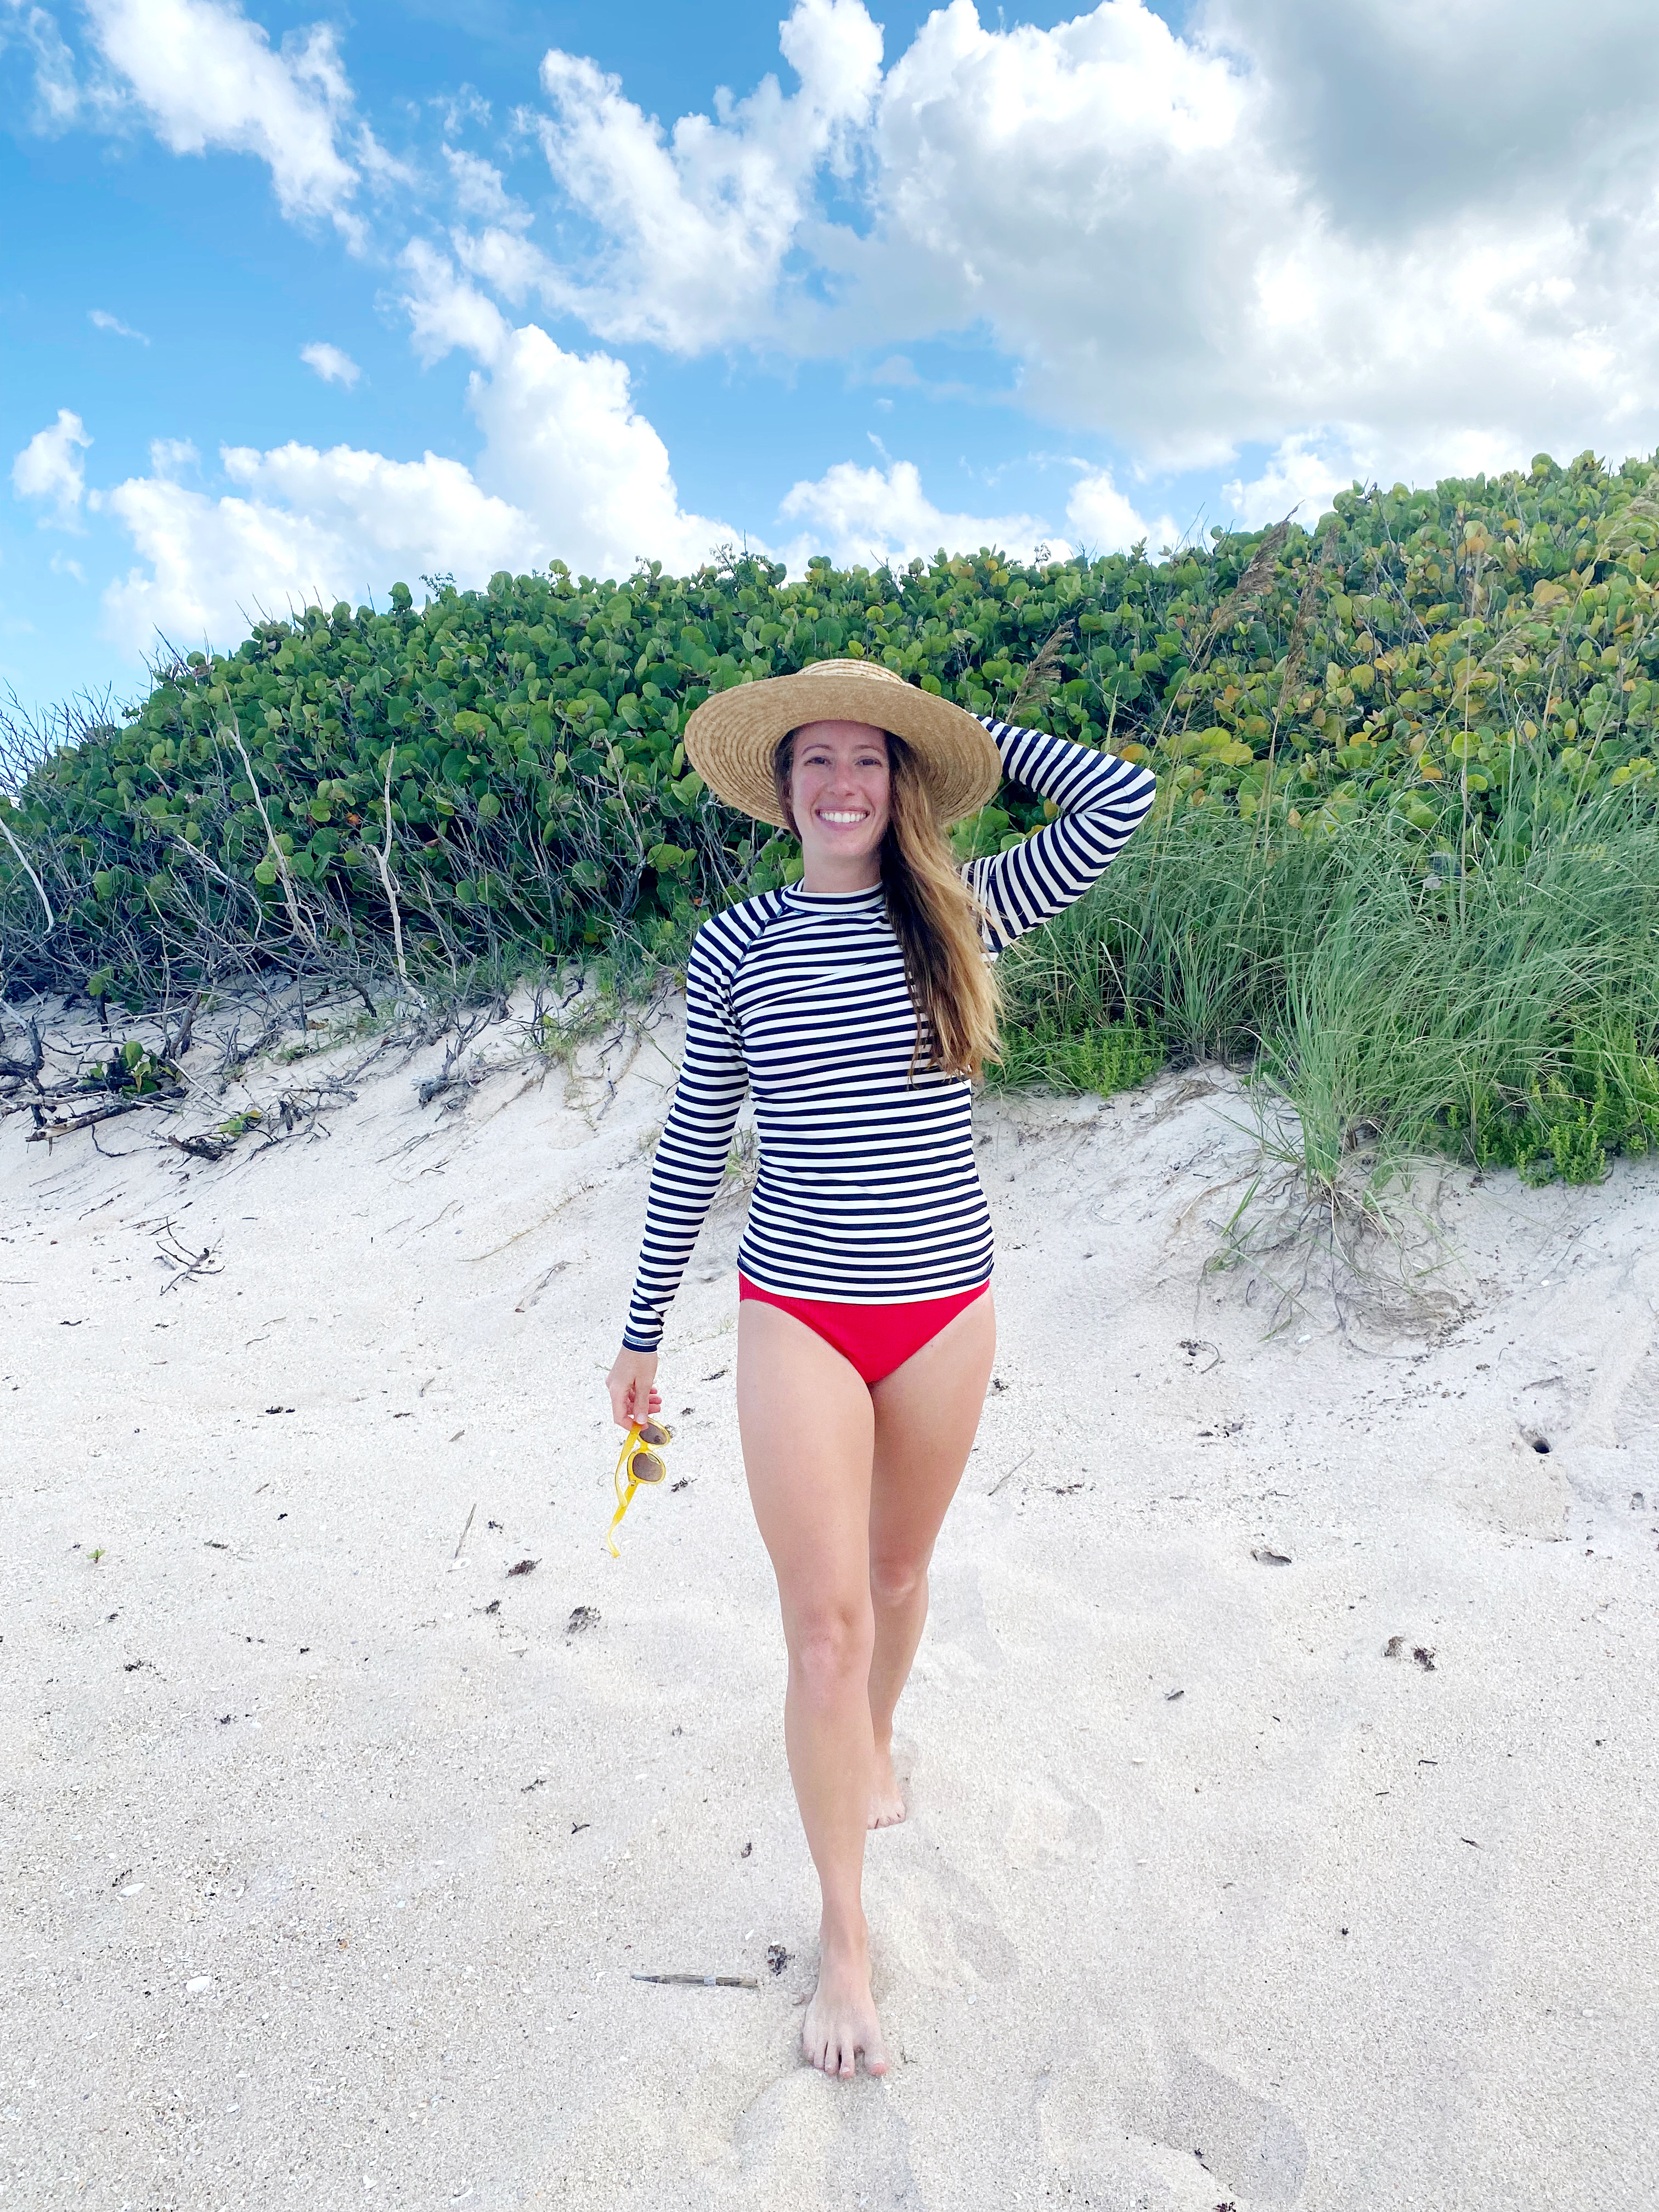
[606,657,1156,2080]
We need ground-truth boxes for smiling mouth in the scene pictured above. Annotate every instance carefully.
[815,809,868,826]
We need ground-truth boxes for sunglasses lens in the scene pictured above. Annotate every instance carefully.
[631,1451,666,1485]
[637,1421,671,1448]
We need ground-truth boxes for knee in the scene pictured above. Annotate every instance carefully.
[790,1600,874,1701]
[868,1553,927,1612]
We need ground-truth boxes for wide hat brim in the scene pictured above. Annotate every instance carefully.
[683,657,1002,830]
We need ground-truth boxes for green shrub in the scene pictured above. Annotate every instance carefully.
[7,450,1659,1003]
[4,454,1659,1187]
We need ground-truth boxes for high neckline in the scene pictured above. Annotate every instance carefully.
[782,882,886,911]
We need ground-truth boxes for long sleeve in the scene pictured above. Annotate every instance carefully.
[965,719,1158,953]
[622,923,750,1351]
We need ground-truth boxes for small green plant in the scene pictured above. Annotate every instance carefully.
[990,1008,1164,1096]
[527,985,624,1067]
[88,1546,105,1564]
[720,1126,760,1194]
[1443,1020,1659,1185]
[216,1107,264,1139]
[83,1037,176,1096]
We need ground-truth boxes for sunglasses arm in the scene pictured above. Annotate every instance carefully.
[605,1421,652,1559]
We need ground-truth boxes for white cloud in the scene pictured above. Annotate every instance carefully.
[863,4,1659,467]
[301,340,362,388]
[97,442,541,653]
[399,239,511,366]
[452,224,557,308]
[1201,0,1659,240]
[517,0,1659,484]
[12,409,92,527]
[90,259,738,653]
[465,322,733,578]
[779,457,1059,570]
[81,0,369,238]
[147,436,200,477]
[21,0,1659,511]
[532,0,883,348]
[431,87,491,139]
[1222,432,1375,529]
[394,242,736,573]
[443,145,528,228]
[1065,468,1180,556]
[89,307,148,342]
[3,0,83,127]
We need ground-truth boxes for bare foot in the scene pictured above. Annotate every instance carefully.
[802,1929,888,2079]
[867,1741,906,1830]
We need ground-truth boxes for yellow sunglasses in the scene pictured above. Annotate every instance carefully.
[606,1419,673,1557]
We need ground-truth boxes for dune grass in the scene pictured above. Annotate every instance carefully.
[991,774,1659,1191]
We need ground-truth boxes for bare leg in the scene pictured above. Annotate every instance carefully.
[737,1299,887,2079]
[866,1290,997,1827]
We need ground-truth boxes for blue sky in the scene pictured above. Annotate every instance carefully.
[5,0,1655,720]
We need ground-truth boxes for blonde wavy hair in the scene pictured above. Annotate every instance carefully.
[774,729,1002,1081]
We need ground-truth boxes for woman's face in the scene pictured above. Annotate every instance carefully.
[788,720,891,879]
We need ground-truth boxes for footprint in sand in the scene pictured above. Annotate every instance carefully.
[878,1858,1019,1995]
[730,2067,919,2202]
[1003,1776,1105,1871]
[1043,2036,1308,2209]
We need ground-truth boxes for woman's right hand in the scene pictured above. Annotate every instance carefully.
[607,1346,661,1432]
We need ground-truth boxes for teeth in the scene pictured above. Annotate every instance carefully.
[819,811,865,823]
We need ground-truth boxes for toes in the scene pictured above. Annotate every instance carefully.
[803,1990,888,2081]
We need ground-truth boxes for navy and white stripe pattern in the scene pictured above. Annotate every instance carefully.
[622,719,1157,1351]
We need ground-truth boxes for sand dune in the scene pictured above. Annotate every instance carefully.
[3,996,1656,2209]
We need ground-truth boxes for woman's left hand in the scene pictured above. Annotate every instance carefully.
[606,1346,662,1431]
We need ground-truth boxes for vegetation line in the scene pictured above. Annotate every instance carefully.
[3,448,1658,1190]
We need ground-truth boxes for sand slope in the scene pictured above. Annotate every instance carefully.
[3,999,1656,2210]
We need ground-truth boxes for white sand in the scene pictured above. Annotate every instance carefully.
[3,997,1656,2209]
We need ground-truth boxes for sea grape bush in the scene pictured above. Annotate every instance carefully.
[4,447,1659,1008]
[4,449,1659,1189]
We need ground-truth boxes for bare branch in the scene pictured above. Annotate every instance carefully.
[0,815,55,932]
[224,716,318,949]
[374,743,410,984]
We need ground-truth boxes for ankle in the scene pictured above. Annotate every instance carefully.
[819,1908,869,1964]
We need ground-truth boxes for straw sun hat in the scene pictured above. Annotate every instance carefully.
[683,657,1002,831]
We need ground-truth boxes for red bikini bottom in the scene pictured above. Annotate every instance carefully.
[737,1272,989,1386]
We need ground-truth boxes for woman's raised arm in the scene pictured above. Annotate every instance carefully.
[964,718,1157,952]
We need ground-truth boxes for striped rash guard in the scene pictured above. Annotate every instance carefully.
[621,719,1158,1352]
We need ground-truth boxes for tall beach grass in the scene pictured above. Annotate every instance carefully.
[991,775,1659,1193]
